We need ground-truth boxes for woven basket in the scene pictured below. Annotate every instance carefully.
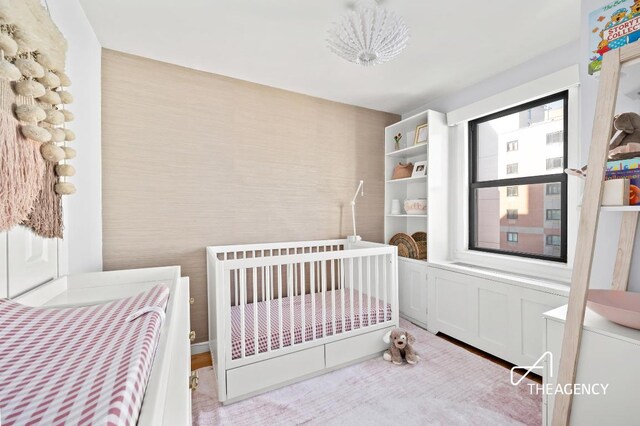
[412,232,427,260]
[389,233,419,258]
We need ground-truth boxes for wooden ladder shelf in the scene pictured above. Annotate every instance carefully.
[552,40,640,425]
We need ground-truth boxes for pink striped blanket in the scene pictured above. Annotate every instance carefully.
[230,290,391,359]
[0,284,169,426]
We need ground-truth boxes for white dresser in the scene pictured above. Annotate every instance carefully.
[544,305,640,426]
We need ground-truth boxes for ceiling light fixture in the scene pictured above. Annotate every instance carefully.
[327,0,409,67]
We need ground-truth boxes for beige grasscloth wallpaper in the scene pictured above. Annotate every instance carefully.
[102,49,399,343]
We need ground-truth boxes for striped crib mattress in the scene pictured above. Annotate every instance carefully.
[230,290,391,359]
[0,284,169,426]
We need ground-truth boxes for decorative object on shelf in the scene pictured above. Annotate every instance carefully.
[391,199,401,215]
[393,133,402,150]
[0,0,73,238]
[566,113,640,178]
[389,233,419,259]
[348,179,364,243]
[587,289,640,330]
[327,0,409,67]
[411,160,427,178]
[411,231,427,260]
[414,123,429,145]
[389,232,426,260]
[391,162,413,180]
[404,198,427,215]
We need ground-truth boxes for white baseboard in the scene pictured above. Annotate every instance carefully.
[191,341,209,356]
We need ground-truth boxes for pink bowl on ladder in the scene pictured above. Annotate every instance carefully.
[587,289,640,330]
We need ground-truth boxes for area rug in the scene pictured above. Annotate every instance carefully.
[192,319,541,425]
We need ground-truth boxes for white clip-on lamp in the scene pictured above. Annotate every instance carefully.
[348,180,364,244]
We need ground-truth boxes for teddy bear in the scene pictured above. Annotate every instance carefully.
[382,328,418,365]
[566,112,640,178]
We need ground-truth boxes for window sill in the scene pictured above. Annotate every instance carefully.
[428,258,570,297]
[451,249,572,285]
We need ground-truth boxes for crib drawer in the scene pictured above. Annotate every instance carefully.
[325,326,394,368]
[226,346,325,400]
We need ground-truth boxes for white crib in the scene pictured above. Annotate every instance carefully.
[207,239,398,403]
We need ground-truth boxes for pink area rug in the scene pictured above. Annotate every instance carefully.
[192,319,541,425]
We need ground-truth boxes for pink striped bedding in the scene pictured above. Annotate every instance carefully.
[0,284,169,426]
[230,290,391,359]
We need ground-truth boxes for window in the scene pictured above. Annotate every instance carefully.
[546,131,563,144]
[546,235,561,246]
[546,183,561,195]
[546,157,563,170]
[506,140,519,152]
[546,209,561,220]
[469,91,568,262]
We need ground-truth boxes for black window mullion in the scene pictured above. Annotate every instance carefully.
[468,90,568,263]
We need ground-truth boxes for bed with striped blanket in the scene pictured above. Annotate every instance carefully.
[0,284,169,426]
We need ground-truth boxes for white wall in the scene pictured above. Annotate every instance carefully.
[403,41,580,117]
[48,0,102,274]
[406,0,640,292]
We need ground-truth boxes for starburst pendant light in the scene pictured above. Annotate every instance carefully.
[327,0,409,66]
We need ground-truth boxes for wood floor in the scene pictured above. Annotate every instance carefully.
[189,333,541,384]
[191,351,212,370]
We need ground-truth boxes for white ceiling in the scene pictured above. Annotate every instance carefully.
[79,0,580,114]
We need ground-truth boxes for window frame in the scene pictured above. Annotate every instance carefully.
[546,209,561,221]
[546,182,561,195]
[506,140,519,152]
[546,130,564,144]
[546,235,562,246]
[507,232,519,242]
[546,157,563,170]
[507,209,518,220]
[468,90,568,263]
[506,186,519,197]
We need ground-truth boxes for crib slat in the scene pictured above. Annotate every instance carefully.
[265,266,271,352]
[367,256,371,326]
[261,263,266,303]
[234,268,239,307]
[340,258,345,334]
[301,262,306,343]
[253,266,258,356]
[293,258,298,297]
[310,260,316,340]
[358,256,363,329]
[289,263,294,346]
[278,263,283,350]
[321,260,327,338]
[331,258,336,336]
[375,255,380,324]
[382,255,388,323]
[349,258,354,332]
[240,268,246,359]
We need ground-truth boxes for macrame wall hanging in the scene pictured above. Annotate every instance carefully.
[0,0,76,238]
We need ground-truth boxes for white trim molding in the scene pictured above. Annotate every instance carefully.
[448,67,581,283]
[447,65,580,125]
[191,341,210,356]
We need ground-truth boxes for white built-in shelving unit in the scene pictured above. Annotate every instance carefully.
[384,110,449,327]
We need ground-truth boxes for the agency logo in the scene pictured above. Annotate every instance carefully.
[510,351,609,396]
[510,351,550,386]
